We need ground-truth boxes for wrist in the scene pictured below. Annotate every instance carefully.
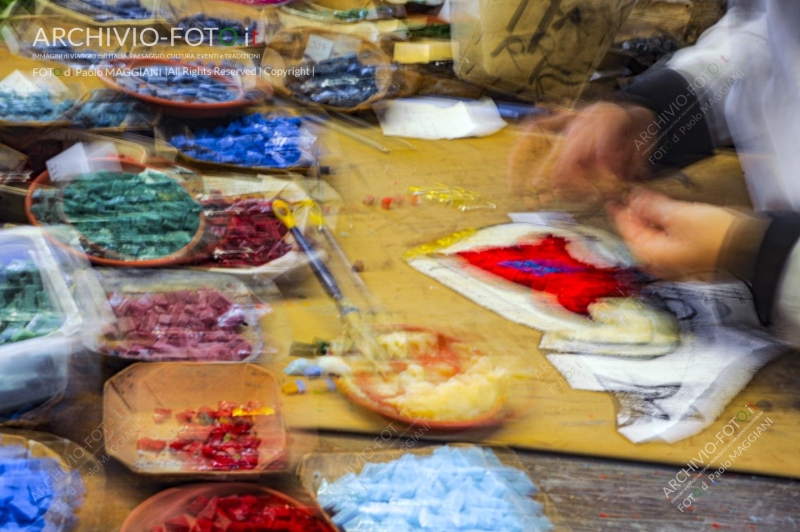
[717,212,771,283]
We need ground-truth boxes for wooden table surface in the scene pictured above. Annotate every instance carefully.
[16,118,800,530]
[277,123,800,477]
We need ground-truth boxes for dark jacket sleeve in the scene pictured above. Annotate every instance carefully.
[619,68,716,168]
[750,213,800,325]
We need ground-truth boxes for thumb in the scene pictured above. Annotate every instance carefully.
[608,200,669,263]
[627,189,681,230]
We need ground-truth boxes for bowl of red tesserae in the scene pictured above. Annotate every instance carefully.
[121,482,335,532]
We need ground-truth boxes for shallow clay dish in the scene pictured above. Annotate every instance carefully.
[104,362,288,478]
[121,482,335,532]
[97,58,251,118]
[25,158,207,268]
[334,324,508,431]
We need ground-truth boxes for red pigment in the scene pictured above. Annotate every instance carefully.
[106,289,252,361]
[150,493,333,532]
[456,235,640,315]
[203,197,291,267]
[137,402,269,471]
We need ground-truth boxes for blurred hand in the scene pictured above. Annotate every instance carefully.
[608,189,743,278]
[508,103,656,209]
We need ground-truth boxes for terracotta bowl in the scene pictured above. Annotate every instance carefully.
[104,363,288,478]
[121,483,334,532]
[334,324,508,431]
[97,58,255,118]
[25,158,207,268]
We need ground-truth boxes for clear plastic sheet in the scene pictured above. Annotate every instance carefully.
[70,88,158,131]
[0,226,106,423]
[0,68,83,127]
[40,0,161,26]
[121,483,334,532]
[263,28,393,112]
[195,174,322,281]
[158,110,319,174]
[27,158,211,266]
[328,324,511,428]
[0,429,106,531]
[159,0,268,48]
[0,143,28,173]
[0,129,149,176]
[96,58,250,111]
[93,268,280,362]
[126,42,269,98]
[104,362,292,476]
[299,444,566,532]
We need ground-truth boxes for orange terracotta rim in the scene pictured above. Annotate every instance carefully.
[120,483,331,532]
[25,157,207,268]
[96,58,257,115]
[335,324,508,431]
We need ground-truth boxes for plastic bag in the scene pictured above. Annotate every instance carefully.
[27,156,209,267]
[0,226,107,423]
[263,28,392,112]
[70,89,158,131]
[0,69,82,127]
[194,174,324,281]
[93,268,281,362]
[159,110,318,173]
[159,0,268,47]
[45,0,158,24]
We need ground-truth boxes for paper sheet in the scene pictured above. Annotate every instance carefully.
[374,97,507,140]
[546,281,787,444]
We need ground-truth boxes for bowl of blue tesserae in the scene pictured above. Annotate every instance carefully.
[263,28,393,112]
[97,58,251,118]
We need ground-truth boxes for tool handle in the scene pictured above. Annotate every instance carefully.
[273,200,344,302]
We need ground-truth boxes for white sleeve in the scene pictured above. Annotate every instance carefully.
[772,243,800,347]
[665,9,769,147]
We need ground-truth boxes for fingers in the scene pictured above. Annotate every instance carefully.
[595,113,635,179]
[608,200,665,252]
[627,188,683,231]
[523,111,576,136]
[508,112,577,196]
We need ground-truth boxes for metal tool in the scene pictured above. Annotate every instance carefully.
[272,199,389,374]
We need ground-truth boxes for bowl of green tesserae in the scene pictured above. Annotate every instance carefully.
[25,158,208,268]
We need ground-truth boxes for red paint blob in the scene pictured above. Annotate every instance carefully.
[457,235,640,315]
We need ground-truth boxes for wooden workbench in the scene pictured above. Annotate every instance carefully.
[24,120,800,531]
[277,123,799,477]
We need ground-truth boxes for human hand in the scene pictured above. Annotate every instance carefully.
[508,103,656,210]
[607,189,745,278]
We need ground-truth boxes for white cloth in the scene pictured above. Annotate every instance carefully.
[546,281,786,444]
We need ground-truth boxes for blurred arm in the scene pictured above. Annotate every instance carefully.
[620,8,768,168]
